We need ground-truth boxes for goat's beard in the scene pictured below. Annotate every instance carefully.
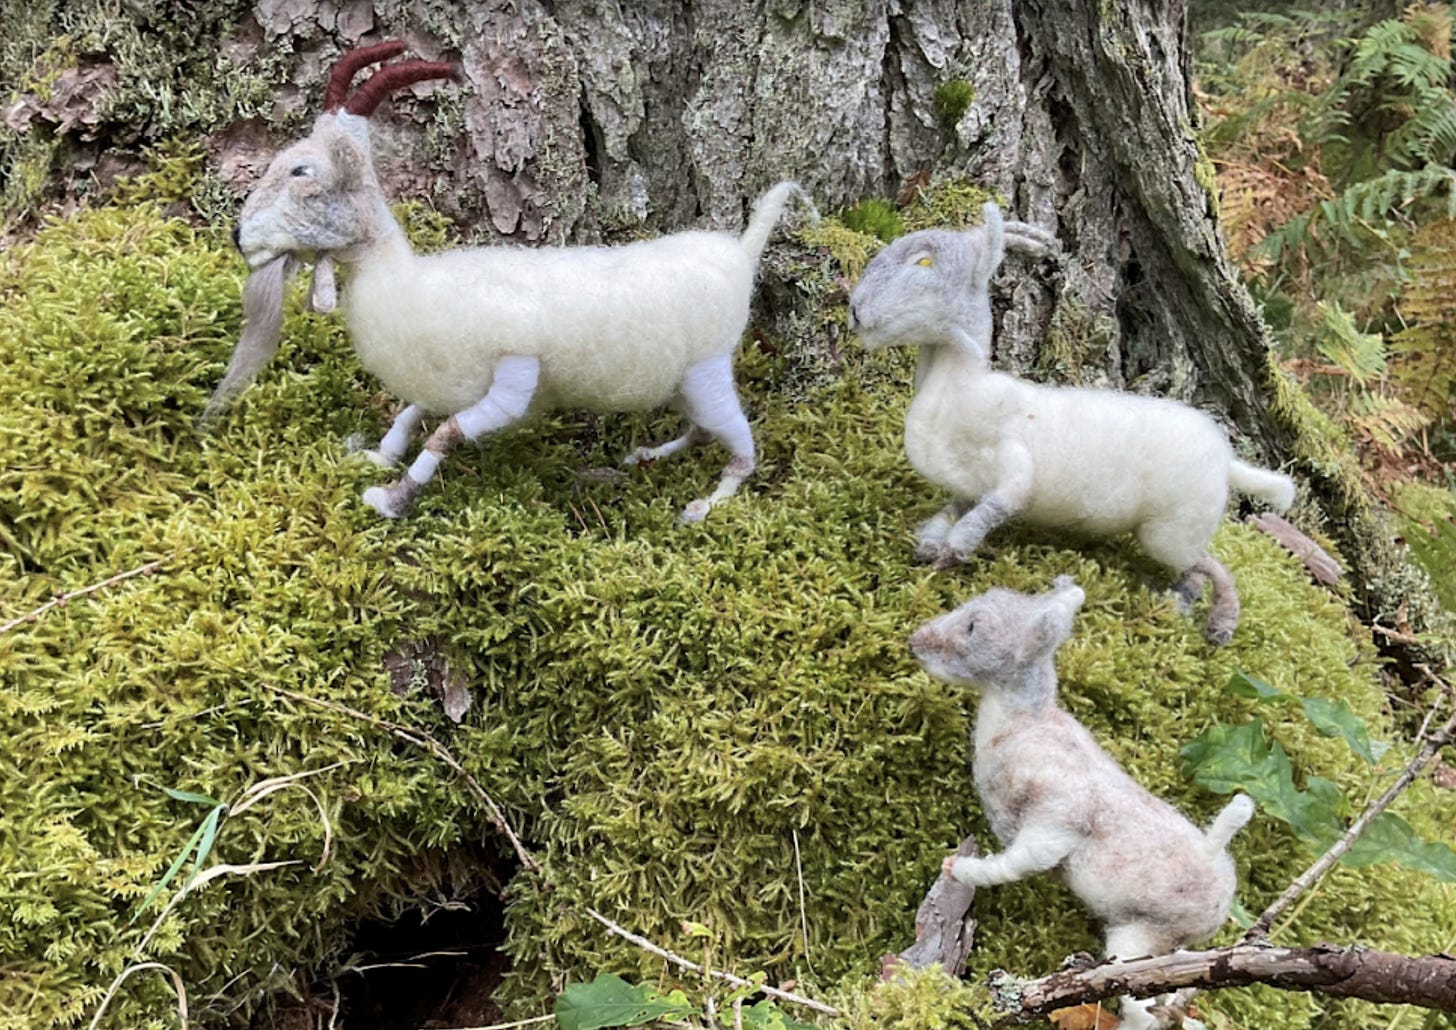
[199,253,297,427]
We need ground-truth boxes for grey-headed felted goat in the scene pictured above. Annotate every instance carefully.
[213,42,807,523]
[849,203,1295,644]
[911,577,1255,1029]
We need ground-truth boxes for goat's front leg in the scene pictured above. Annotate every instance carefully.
[362,355,540,519]
[931,440,1033,571]
[914,498,970,564]
[358,403,424,468]
[942,823,1078,888]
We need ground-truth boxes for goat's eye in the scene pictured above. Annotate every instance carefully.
[963,619,975,638]
[290,165,311,178]
[915,255,934,268]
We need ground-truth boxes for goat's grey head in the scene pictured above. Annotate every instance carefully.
[204,43,456,425]
[235,42,455,271]
[847,202,1006,358]
[909,576,1084,692]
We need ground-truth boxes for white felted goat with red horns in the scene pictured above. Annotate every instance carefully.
[212,42,810,523]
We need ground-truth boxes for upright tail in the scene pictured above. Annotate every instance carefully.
[1229,459,1296,513]
[739,181,816,262]
[1203,794,1256,854]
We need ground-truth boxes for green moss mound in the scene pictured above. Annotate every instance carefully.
[2,204,1453,1030]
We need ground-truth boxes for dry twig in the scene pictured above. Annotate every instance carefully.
[585,908,840,1016]
[262,684,538,872]
[1244,702,1456,941]
[990,943,1456,1020]
[1,555,171,636]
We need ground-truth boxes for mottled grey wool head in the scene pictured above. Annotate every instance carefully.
[909,576,1085,691]
[205,43,455,425]
[848,202,1006,358]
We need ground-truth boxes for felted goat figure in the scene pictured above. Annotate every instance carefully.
[848,203,1295,644]
[910,577,1255,1030]
[215,42,807,523]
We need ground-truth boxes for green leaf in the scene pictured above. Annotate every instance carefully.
[1222,672,1386,765]
[162,785,223,806]
[1343,813,1456,880]
[737,1001,818,1030]
[555,974,699,1030]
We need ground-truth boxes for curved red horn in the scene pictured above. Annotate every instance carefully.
[344,60,458,117]
[324,41,408,112]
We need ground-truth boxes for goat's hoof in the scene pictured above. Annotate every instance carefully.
[913,542,943,565]
[678,499,711,524]
[360,449,400,469]
[931,549,965,572]
[1203,622,1236,647]
[362,485,407,519]
[622,448,653,468]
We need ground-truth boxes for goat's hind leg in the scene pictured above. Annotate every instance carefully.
[355,403,424,468]
[623,425,710,467]
[673,354,755,524]
[1168,554,1239,646]
[362,356,540,519]
[1104,924,1170,1030]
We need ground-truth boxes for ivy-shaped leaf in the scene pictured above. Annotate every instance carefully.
[1224,672,1387,764]
[1343,812,1456,881]
[737,1000,819,1030]
[555,974,699,1030]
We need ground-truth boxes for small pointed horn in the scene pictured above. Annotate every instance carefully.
[344,60,458,117]
[324,41,408,112]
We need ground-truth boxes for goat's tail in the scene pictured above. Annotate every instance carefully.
[1229,459,1296,513]
[1203,794,1256,854]
[739,181,815,262]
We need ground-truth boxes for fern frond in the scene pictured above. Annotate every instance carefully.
[1316,300,1388,385]
[1392,217,1456,420]
[1351,391,1431,451]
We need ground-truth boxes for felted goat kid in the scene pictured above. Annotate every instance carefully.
[216,42,805,522]
[911,577,1255,1030]
[848,203,1295,644]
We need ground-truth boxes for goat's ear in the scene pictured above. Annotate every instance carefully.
[1017,597,1077,664]
[970,202,1007,287]
[325,128,370,191]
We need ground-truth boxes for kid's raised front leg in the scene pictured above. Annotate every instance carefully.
[363,355,540,519]
[931,440,1033,571]
[942,823,1078,887]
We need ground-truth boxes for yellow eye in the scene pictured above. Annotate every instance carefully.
[915,255,934,267]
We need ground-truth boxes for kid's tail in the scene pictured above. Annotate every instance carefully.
[1203,794,1256,854]
[739,181,816,262]
[1229,459,1296,513]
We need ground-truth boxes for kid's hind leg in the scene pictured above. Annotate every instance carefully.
[1104,924,1168,1030]
[355,403,424,468]
[673,354,755,524]
[1137,520,1239,646]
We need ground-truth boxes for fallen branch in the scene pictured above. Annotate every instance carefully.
[262,684,538,873]
[881,835,978,979]
[0,555,171,635]
[1245,703,1456,941]
[989,943,1456,1020]
[1246,513,1342,587]
[585,908,840,1016]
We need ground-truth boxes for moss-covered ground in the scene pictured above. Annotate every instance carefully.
[1,201,1452,1030]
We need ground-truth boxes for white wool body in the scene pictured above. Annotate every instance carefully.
[345,231,754,416]
[221,46,811,521]
[911,578,1255,1029]
[906,348,1246,571]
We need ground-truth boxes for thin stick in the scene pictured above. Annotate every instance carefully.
[425,1016,556,1030]
[1244,703,1456,941]
[263,684,538,872]
[1,555,171,636]
[585,908,840,1016]
[791,828,813,974]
